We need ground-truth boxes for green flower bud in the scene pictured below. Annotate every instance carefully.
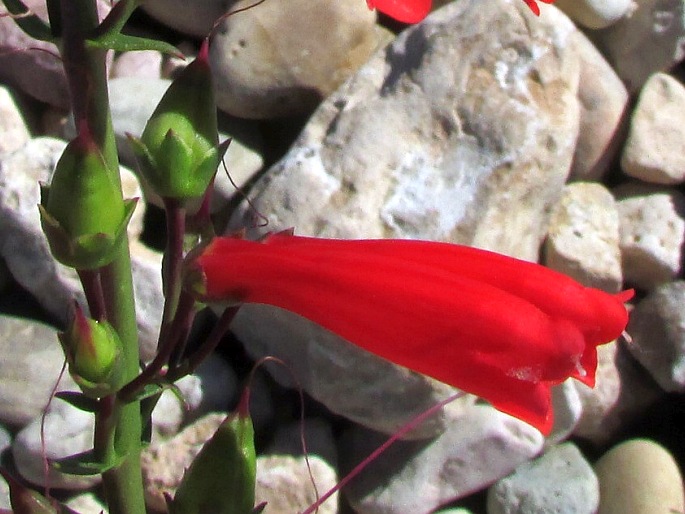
[59,303,124,398]
[169,396,256,514]
[39,124,135,269]
[129,39,229,202]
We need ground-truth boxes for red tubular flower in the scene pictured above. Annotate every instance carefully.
[188,233,632,434]
[366,0,431,23]
[523,0,555,16]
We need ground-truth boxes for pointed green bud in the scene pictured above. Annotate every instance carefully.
[169,394,256,514]
[40,124,134,270]
[58,303,124,398]
[130,38,228,202]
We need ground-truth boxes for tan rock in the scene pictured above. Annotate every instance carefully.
[622,73,685,185]
[544,182,622,292]
[211,0,380,118]
[570,32,628,181]
[613,182,685,290]
[596,439,685,514]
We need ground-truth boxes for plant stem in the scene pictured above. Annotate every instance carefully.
[59,1,145,513]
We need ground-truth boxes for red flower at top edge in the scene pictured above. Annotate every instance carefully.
[366,0,555,22]
[189,233,632,434]
[522,0,555,16]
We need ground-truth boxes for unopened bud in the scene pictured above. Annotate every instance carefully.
[59,303,124,398]
[40,124,135,270]
[129,39,228,202]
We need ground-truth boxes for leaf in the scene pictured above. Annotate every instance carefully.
[51,450,124,476]
[54,391,99,413]
[87,33,181,57]
[1,0,55,42]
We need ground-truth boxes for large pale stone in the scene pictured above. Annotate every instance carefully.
[487,443,599,514]
[0,85,31,155]
[229,0,581,259]
[232,305,476,439]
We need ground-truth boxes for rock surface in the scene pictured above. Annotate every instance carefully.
[626,281,685,392]
[544,182,622,292]
[487,442,599,514]
[614,182,685,290]
[594,0,685,92]
[210,0,380,118]
[595,439,685,514]
[342,405,544,514]
[229,0,581,261]
[555,0,633,29]
[0,315,76,427]
[622,72,685,184]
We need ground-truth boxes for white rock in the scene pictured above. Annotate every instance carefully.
[546,380,583,446]
[229,0,581,261]
[554,0,633,29]
[140,0,226,36]
[544,182,623,292]
[622,73,685,184]
[343,405,544,514]
[487,442,599,514]
[0,85,31,155]
[0,315,77,426]
[613,182,685,290]
[64,493,108,514]
[110,50,163,80]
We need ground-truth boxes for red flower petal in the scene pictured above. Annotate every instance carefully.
[522,0,555,16]
[367,0,432,23]
[191,234,632,434]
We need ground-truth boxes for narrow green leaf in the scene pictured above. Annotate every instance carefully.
[1,0,55,42]
[54,391,99,413]
[87,33,181,57]
[52,449,124,476]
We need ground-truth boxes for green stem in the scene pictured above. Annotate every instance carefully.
[58,2,145,513]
